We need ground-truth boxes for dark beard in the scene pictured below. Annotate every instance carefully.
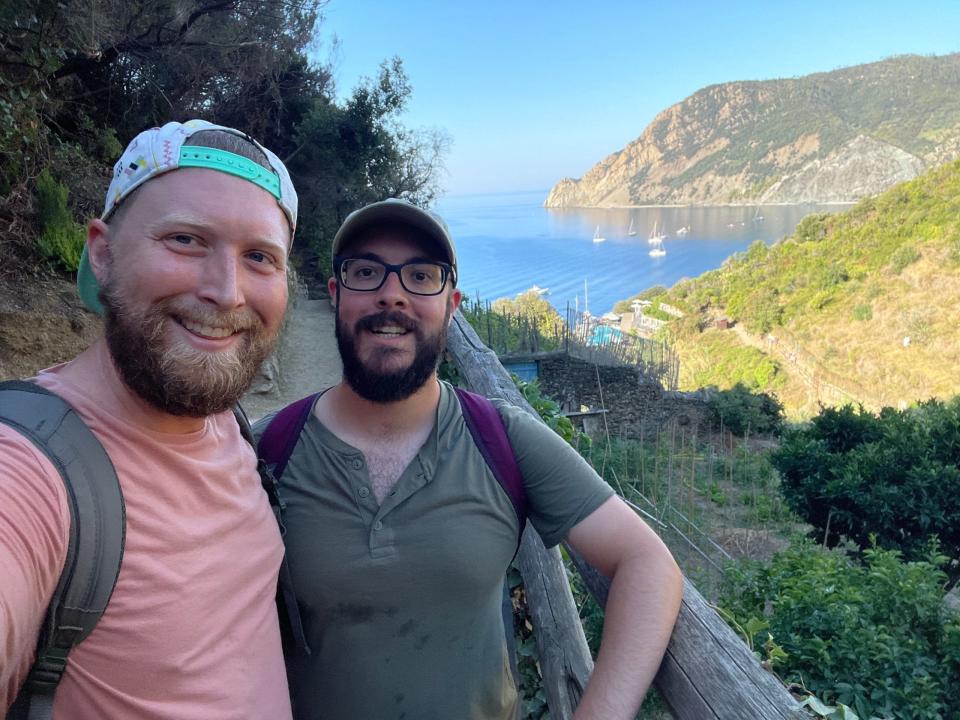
[336,308,447,403]
[101,286,277,417]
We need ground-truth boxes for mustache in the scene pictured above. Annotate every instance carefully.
[355,311,418,334]
[162,297,262,334]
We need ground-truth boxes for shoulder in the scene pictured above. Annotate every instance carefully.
[0,424,71,702]
[0,423,71,553]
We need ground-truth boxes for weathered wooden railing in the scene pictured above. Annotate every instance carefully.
[447,310,806,720]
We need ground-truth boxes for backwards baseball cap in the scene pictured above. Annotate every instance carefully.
[332,198,457,283]
[77,119,298,314]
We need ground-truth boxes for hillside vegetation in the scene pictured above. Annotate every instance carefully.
[547,53,960,207]
[623,159,960,413]
[0,1,446,288]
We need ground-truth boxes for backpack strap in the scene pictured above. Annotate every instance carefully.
[234,404,311,657]
[454,388,528,534]
[256,393,319,481]
[0,381,125,720]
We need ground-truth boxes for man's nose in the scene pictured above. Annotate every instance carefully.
[198,254,244,308]
[375,268,408,306]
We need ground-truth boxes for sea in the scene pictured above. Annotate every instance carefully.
[433,190,850,315]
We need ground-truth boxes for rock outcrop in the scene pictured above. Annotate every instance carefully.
[546,54,960,207]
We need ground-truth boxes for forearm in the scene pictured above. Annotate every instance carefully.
[572,551,682,720]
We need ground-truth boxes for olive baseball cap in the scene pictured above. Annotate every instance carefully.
[77,119,298,314]
[332,199,457,282]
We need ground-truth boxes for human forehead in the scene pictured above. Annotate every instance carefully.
[113,167,291,248]
[341,225,443,263]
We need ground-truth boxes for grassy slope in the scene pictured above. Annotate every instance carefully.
[632,160,960,413]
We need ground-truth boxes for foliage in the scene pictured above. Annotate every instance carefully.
[720,539,960,720]
[772,398,960,587]
[34,170,84,272]
[513,376,590,452]
[461,294,566,355]
[707,383,784,436]
[0,1,447,284]
[889,245,920,274]
[671,327,784,393]
[652,158,960,412]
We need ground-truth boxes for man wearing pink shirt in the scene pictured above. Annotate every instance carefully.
[0,120,297,719]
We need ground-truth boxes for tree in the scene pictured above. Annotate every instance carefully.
[0,2,448,283]
[772,399,960,588]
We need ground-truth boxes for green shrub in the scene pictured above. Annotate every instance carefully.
[852,304,872,321]
[708,383,784,436]
[772,399,960,587]
[720,540,960,720]
[890,244,920,274]
[35,169,85,272]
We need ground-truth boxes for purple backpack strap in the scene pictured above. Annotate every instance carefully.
[257,393,320,481]
[455,388,528,533]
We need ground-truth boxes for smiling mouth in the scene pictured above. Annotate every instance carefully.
[176,317,239,339]
[371,325,410,337]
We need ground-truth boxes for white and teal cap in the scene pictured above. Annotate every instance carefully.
[77,119,298,314]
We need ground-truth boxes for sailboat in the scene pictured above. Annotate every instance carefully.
[592,225,606,243]
[649,236,666,258]
[648,221,666,244]
[752,207,765,223]
[627,218,637,236]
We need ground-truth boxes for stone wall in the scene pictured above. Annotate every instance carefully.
[536,354,710,439]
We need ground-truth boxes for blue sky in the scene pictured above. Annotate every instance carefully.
[315,1,960,196]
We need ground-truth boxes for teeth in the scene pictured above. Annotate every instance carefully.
[373,326,407,335]
[181,319,235,338]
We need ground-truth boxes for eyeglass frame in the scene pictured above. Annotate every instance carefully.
[333,255,455,296]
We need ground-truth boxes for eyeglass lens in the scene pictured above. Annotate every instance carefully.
[340,258,447,295]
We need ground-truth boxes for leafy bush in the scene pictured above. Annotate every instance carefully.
[35,169,85,272]
[720,540,960,720]
[890,245,920,274]
[707,383,784,436]
[772,399,960,587]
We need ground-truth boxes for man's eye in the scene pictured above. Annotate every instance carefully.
[171,234,196,245]
[247,251,269,264]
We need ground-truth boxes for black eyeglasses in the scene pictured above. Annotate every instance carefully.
[334,256,454,296]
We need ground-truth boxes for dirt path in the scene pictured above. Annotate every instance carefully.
[241,295,342,421]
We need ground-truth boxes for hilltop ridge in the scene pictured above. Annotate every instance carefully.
[547,53,960,208]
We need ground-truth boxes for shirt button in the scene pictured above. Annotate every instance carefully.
[358,487,370,498]
[352,458,364,470]
[373,520,383,531]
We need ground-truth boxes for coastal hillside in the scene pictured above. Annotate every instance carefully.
[546,53,960,208]
[619,159,960,415]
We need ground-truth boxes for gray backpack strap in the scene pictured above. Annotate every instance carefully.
[0,381,125,720]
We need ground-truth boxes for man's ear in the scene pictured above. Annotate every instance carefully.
[327,277,340,310]
[447,288,463,320]
[87,219,111,285]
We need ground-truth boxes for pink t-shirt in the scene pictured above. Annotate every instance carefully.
[0,343,291,718]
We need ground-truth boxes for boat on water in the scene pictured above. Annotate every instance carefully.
[676,225,690,236]
[649,236,666,257]
[648,221,667,244]
[752,207,765,223]
[592,225,606,243]
[627,218,637,236]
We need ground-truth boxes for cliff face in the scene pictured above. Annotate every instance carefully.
[546,54,960,207]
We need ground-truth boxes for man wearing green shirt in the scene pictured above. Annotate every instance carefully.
[264,199,682,720]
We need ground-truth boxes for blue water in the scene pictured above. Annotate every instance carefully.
[433,190,848,315]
